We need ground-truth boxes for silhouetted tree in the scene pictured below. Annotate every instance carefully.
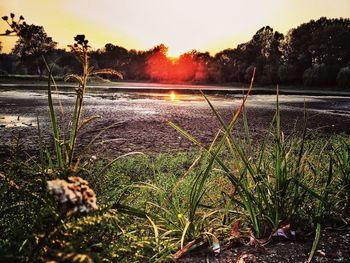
[1,14,350,87]
[336,67,350,89]
[244,26,284,83]
[49,49,79,76]
[126,49,148,80]
[215,47,248,83]
[12,24,57,75]
[283,17,350,85]
[145,44,172,80]
[214,26,283,84]
[89,43,130,79]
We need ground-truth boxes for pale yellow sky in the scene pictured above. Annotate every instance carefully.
[0,0,349,56]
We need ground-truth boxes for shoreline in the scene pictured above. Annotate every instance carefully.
[0,80,350,97]
[1,86,349,161]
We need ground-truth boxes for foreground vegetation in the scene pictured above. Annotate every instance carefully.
[0,14,349,262]
[1,131,349,262]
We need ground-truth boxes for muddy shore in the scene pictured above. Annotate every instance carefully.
[1,86,350,262]
[0,86,350,161]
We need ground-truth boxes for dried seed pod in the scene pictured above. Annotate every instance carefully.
[47,176,98,216]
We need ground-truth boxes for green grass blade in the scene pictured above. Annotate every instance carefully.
[168,121,205,148]
[242,102,251,144]
[95,152,145,179]
[308,223,321,263]
[47,72,63,168]
[201,91,227,129]
[45,149,54,169]
[76,121,125,159]
[180,221,191,249]
[111,203,148,218]
[68,94,81,164]
[36,116,45,171]
[147,215,160,251]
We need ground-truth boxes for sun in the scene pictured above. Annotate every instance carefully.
[166,47,183,59]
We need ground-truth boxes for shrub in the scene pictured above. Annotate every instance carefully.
[15,65,28,75]
[259,64,279,85]
[244,66,255,83]
[278,64,299,84]
[336,66,350,89]
[303,64,336,86]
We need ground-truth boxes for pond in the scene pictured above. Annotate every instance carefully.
[0,83,349,160]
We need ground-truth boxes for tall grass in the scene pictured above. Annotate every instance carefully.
[169,71,345,243]
[333,137,350,212]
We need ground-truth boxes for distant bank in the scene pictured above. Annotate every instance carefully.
[0,75,349,97]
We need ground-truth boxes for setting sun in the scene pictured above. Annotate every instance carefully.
[167,47,184,59]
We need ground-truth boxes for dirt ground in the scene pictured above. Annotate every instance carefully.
[178,229,350,262]
[1,89,350,160]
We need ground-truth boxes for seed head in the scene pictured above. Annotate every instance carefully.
[47,176,98,215]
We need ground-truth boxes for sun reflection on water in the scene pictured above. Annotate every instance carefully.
[170,91,176,101]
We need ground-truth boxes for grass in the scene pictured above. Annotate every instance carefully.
[1,132,349,261]
[85,134,349,262]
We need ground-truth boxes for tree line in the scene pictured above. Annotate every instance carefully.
[1,16,350,88]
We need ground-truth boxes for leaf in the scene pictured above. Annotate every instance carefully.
[64,74,83,85]
[47,71,63,168]
[272,223,296,240]
[248,229,268,253]
[78,115,101,132]
[231,219,241,239]
[92,69,123,79]
[111,203,148,218]
[211,235,221,255]
[172,240,197,260]
[146,215,159,249]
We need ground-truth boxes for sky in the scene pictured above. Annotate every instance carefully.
[0,0,349,56]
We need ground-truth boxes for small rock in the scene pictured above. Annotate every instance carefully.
[317,250,326,256]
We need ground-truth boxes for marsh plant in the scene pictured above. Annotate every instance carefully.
[45,34,123,172]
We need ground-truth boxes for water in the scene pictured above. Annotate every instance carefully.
[0,83,349,158]
[0,115,36,128]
